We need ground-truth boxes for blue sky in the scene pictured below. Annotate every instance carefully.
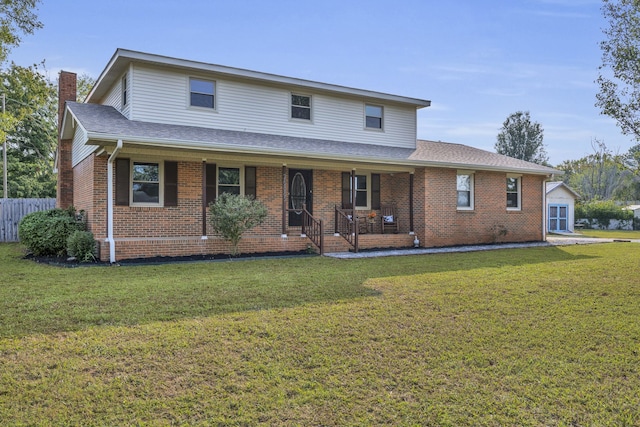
[9,0,632,165]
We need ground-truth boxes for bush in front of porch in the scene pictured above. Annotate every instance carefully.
[208,193,268,255]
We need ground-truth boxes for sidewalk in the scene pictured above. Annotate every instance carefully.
[324,235,628,259]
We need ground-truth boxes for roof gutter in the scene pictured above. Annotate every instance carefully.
[87,133,560,177]
[107,139,123,263]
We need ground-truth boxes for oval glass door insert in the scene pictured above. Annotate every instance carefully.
[291,172,306,214]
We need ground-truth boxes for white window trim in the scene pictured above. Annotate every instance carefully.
[130,160,164,207]
[456,170,474,211]
[290,92,313,122]
[188,77,217,111]
[506,174,522,211]
[364,104,384,131]
[217,165,245,196]
[353,172,371,210]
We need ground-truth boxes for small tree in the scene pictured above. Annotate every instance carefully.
[208,193,267,256]
[495,111,548,164]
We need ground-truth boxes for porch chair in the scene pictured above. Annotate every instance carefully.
[345,208,368,234]
[380,205,398,234]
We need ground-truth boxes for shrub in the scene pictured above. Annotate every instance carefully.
[575,200,633,229]
[66,230,96,262]
[18,207,85,256]
[208,193,268,256]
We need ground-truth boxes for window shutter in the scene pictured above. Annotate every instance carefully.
[164,161,178,207]
[115,158,130,206]
[341,172,351,209]
[245,166,257,198]
[205,163,217,205]
[371,173,381,210]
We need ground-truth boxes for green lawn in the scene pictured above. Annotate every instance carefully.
[0,242,639,426]
[577,229,640,239]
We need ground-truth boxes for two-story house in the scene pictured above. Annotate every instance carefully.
[57,49,559,262]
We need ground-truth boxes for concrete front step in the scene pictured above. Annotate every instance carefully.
[321,233,415,253]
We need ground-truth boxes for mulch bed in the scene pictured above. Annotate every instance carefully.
[24,250,315,267]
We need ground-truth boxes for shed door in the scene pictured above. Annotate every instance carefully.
[549,204,568,232]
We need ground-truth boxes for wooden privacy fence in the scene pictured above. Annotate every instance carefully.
[0,198,56,242]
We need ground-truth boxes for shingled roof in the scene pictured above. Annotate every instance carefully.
[411,140,558,174]
[65,102,559,175]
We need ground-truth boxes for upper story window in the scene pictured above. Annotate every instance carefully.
[457,172,474,210]
[506,176,521,210]
[291,94,311,120]
[365,104,383,130]
[132,162,161,205]
[190,78,215,109]
[121,76,128,107]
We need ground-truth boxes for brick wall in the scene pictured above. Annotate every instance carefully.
[381,172,411,233]
[72,154,95,230]
[413,167,544,247]
[113,161,203,238]
[85,157,545,261]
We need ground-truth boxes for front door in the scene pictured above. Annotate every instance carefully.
[549,204,568,232]
[289,169,312,226]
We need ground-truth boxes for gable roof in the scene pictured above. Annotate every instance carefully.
[86,49,431,108]
[64,102,559,176]
[546,181,580,198]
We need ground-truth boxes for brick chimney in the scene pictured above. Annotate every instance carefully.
[56,71,77,209]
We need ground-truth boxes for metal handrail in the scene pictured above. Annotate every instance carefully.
[334,205,358,252]
[286,204,324,255]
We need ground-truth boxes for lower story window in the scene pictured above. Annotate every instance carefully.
[218,167,241,195]
[457,172,474,209]
[132,162,160,204]
[341,171,380,210]
[506,176,521,209]
[355,175,368,207]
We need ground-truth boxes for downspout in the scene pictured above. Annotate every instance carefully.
[542,176,549,241]
[107,140,123,263]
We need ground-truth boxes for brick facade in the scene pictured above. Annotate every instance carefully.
[72,154,545,261]
[413,168,544,247]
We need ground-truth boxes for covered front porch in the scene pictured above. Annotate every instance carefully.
[91,139,421,260]
[284,168,418,254]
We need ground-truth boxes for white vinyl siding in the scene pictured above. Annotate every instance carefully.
[129,64,417,149]
[102,73,131,119]
[102,80,121,109]
[70,125,98,167]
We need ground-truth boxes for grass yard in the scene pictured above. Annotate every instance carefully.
[577,229,640,239]
[0,242,639,426]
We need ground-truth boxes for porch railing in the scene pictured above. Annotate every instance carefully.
[334,205,359,252]
[287,204,324,255]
